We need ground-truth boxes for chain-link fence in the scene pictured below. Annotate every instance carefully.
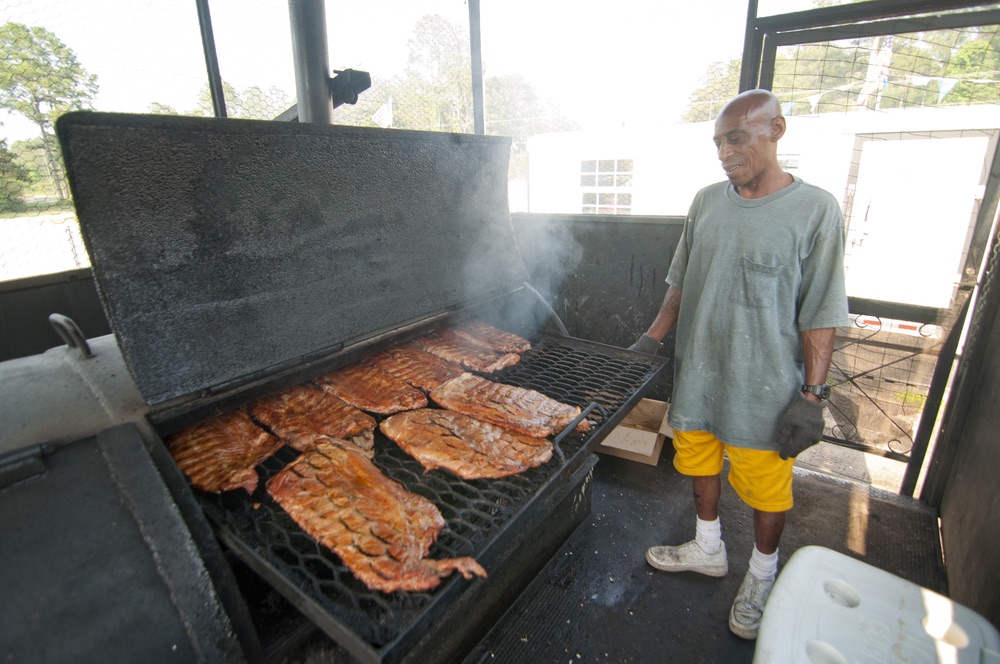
[758,16,1000,464]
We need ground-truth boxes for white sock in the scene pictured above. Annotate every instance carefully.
[694,517,722,554]
[749,544,778,580]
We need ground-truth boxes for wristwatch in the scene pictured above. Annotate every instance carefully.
[802,384,831,401]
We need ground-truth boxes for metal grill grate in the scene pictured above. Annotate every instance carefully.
[191,335,663,660]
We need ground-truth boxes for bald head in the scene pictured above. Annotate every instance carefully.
[718,89,782,127]
[712,89,791,198]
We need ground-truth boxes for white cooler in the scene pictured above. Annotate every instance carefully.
[753,545,1000,664]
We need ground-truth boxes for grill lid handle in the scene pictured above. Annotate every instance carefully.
[49,313,94,359]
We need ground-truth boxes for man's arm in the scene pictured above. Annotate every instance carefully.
[800,327,836,403]
[628,286,682,353]
[647,285,683,341]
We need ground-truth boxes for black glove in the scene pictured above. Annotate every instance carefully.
[775,394,825,460]
[629,333,662,354]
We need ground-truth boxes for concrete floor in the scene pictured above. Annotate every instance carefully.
[282,444,944,663]
[460,449,943,664]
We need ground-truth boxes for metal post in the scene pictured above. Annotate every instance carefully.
[288,0,333,124]
[738,0,761,92]
[468,0,485,135]
[195,0,227,118]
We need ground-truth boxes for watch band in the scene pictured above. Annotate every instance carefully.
[802,384,830,400]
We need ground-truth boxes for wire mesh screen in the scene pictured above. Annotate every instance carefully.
[760,17,1000,461]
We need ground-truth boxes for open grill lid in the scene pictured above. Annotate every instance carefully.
[56,112,527,406]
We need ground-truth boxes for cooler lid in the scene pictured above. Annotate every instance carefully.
[56,112,527,405]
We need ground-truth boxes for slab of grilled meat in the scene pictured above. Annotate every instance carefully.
[248,383,376,456]
[411,329,520,373]
[380,408,553,479]
[167,410,283,494]
[429,373,589,438]
[314,361,427,415]
[450,320,531,353]
[363,344,465,392]
[266,438,487,593]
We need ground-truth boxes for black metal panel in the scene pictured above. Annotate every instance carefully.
[511,214,682,401]
[56,112,526,406]
[188,335,666,664]
[0,425,246,663]
[0,269,111,362]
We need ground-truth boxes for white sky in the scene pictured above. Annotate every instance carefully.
[0,0,810,143]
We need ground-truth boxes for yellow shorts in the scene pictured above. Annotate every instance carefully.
[672,429,794,512]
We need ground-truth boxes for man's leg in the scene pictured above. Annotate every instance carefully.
[754,508,785,554]
[726,446,794,639]
[693,473,721,520]
[646,431,728,577]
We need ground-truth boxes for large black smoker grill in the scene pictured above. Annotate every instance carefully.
[17,112,668,663]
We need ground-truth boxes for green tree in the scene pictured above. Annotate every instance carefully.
[0,22,97,200]
[148,101,178,115]
[943,27,1000,104]
[187,82,293,120]
[683,58,741,123]
[0,134,28,211]
[10,137,54,195]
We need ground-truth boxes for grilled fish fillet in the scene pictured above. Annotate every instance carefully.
[266,438,487,593]
[411,329,520,373]
[450,320,531,353]
[429,373,590,438]
[364,344,465,392]
[248,383,376,456]
[166,410,283,494]
[379,409,553,479]
[315,362,427,414]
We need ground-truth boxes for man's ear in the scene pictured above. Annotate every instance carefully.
[771,115,787,142]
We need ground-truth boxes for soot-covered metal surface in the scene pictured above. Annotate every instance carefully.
[56,112,526,406]
[191,335,665,664]
[0,425,245,663]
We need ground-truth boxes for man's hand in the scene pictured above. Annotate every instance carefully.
[629,333,662,354]
[775,394,825,459]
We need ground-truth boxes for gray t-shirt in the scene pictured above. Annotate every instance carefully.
[665,177,849,450]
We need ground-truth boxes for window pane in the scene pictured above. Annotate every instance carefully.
[581,160,597,173]
[582,193,596,204]
[617,193,632,206]
[617,159,634,172]
[581,174,596,186]
[615,174,633,187]
[598,159,615,172]
[598,174,614,186]
[599,193,615,205]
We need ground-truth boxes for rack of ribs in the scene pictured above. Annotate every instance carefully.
[314,361,427,414]
[248,383,376,457]
[449,320,531,353]
[429,373,590,438]
[363,344,465,392]
[410,329,520,373]
[266,438,487,593]
[379,409,553,479]
[167,410,283,494]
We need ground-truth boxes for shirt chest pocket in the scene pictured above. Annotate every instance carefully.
[730,255,782,308]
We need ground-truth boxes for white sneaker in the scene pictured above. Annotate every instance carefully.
[728,570,775,639]
[645,540,728,577]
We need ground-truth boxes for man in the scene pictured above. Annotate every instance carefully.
[630,89,848,639]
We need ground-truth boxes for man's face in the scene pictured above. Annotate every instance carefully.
[712,107,776,190]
